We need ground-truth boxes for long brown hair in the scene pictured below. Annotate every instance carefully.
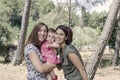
[20,22,48,61]
[25,22,48,47]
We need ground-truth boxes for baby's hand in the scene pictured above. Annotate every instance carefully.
[46,44,51,48]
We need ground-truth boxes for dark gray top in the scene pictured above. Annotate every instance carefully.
[24,44,47,80]
[60,44,84,80]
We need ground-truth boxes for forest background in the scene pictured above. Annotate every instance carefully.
[0,0,114,56]
[0,0,120,80]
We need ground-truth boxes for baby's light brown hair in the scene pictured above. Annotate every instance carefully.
[48,28,56,33]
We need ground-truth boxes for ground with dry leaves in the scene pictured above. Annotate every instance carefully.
[0,50,120,80]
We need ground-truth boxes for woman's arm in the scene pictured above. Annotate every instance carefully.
[28,51,56,73]
[68,53,88,80]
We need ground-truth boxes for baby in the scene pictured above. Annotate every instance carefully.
[41,28,60,80]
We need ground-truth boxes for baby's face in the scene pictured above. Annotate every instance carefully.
[46,32,55,42]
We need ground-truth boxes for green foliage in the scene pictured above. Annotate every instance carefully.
[0,23,19,51]
[0,24,15,56]
[72,27,100,48]
[31,0,55,21]
[9,0,23,28]
[88,11,118,49]
[0,0,21,56]
[0,0,21,36]
[88,11,107,29]
[108,19,118,49]
[118,58,120,65]
[0,0,23,28]
[81,6,90,27]
[38,6,79,28]
[0,0,116,58]
[0,24,11,45]
[42,9,69,28]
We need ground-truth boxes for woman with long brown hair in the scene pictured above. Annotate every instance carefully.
[24,22,55,80]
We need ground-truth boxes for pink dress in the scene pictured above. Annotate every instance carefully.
[41,41,60,64]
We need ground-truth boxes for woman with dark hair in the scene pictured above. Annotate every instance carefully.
[55,25,88,80]
[24,22,55,80]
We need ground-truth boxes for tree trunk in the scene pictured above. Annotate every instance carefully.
[112,10,120,66]
[85,0,120,80]
[81,6,87,28]
[68,0,72,27]
[12,0,31,65]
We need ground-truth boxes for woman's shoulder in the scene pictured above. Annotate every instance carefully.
[65,44,78,54]
[66,44,76,49]
[25,44,37,50]
[24,44,40,55]
[26,43,34,46]
[25,44,35,48]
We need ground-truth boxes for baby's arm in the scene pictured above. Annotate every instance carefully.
[48,42,60,48]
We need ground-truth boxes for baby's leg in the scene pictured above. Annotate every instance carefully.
[50,70,57,80]
[46,62,57,80]
[47,73,52,80]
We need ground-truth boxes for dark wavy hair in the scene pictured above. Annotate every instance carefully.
[56,25,73,45]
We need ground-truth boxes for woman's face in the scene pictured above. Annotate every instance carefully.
[38,26,47,42]
[55,29,66,45]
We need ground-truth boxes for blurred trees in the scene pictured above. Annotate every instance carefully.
[31,0,55,21]
[86,0,120,79]
[112,10,120,66]
[0,0,21,56]
[0,0,120,79]
[12,0,31,65]
[0,0,119,68]
[0,0,110,55]
[73,27,100,48]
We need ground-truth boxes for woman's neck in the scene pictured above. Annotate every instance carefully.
[60,43,66,49]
